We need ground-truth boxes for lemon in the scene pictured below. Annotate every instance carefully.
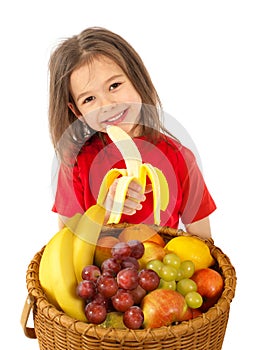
[165,236,214,271]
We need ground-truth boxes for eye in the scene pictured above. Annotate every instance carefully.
[83,96,95,104]
[109,82,121,91]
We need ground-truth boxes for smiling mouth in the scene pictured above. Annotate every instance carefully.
[103,108,129,125]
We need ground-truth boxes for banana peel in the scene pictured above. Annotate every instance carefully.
[99,125,169,225]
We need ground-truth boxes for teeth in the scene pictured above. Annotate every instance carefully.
[106,111,124,123]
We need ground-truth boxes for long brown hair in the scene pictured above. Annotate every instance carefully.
[48,27,169,160]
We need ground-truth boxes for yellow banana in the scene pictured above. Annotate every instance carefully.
[73,204,106,282]
[46,227,87,321]
[100,125,169,225]
[39,233,61,308]
[39,207,106,321]
[39,213,82,309]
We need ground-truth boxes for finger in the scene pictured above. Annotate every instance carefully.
[127,180,143,193]
[124,198,143,211]
[126,187,146,202]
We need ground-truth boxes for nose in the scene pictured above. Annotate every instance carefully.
[99,93,116,113]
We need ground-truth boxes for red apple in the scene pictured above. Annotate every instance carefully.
[179,307,202,321]
[141,289,190,328]
[191,308,203,318]
[191,268,224,312]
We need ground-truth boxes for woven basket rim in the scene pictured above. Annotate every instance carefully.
[26,224,236,342]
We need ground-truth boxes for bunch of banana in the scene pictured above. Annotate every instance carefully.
[39,125,169,321]
[98,125,169,225]
[39,207,106,321]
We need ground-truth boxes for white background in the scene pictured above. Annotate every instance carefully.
[1,0,255,348]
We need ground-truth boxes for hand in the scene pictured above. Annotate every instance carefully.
[104,179,146,222]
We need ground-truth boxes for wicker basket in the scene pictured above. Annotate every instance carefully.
[21,225,236,350]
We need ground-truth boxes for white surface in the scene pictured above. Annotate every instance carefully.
[1,1,255,348]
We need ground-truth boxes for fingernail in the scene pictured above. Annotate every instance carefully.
[137,203,142,210]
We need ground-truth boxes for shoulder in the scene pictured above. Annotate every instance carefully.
[156,134,196,165]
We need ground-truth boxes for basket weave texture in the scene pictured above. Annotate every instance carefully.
[24,225,236,350]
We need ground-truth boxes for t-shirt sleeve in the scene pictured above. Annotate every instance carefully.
[178,147,216,225]
[52,160,85,217]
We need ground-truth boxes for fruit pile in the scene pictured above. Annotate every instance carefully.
[77,239,157,328]
[147,252,202,308]
[75,227,224,329]
[38,126,224,330]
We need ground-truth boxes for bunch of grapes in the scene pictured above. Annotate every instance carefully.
[76,240,160,329]
[147,253,203,309]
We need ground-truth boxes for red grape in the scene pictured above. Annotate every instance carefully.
[111,289,134,312]
[101,257,121,276]
[123,306,144,329]
[81,265,101,281]
[138,269,160,291]
[121,256,140,270]
[84,302,107,324]
[117,267,139,290]
[130,284,147,305]
[97,275,118,298]
[111,242,132,259]
[127,240,145,259]
[91,292,108,307]
[76,280,96,300]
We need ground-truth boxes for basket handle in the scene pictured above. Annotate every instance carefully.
[20,294,36,339]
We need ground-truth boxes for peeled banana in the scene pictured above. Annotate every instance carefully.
[98,125,169,225]
[106,125,142,177]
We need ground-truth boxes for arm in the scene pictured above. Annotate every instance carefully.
[58,215,69,230]
[57,179,146,228]
[185,216,212,239]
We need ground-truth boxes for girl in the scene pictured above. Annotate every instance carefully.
[49,27,216,239]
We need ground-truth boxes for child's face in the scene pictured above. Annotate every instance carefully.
[69,56,142,136]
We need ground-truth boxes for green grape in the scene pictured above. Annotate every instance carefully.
[179,260,195,279]
[158,265,177,281]
[163,253,181,269]
[146,259,164,273]
[158,279,176,291]
[176,278,197,296]
[185,291,203,309]
[175,268,185,281]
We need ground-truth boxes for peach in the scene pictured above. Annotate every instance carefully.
[94,235,120,267]
[138,241,166,269]
[118,224,165,247]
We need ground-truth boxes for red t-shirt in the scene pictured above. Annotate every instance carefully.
[52,134,216,228]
